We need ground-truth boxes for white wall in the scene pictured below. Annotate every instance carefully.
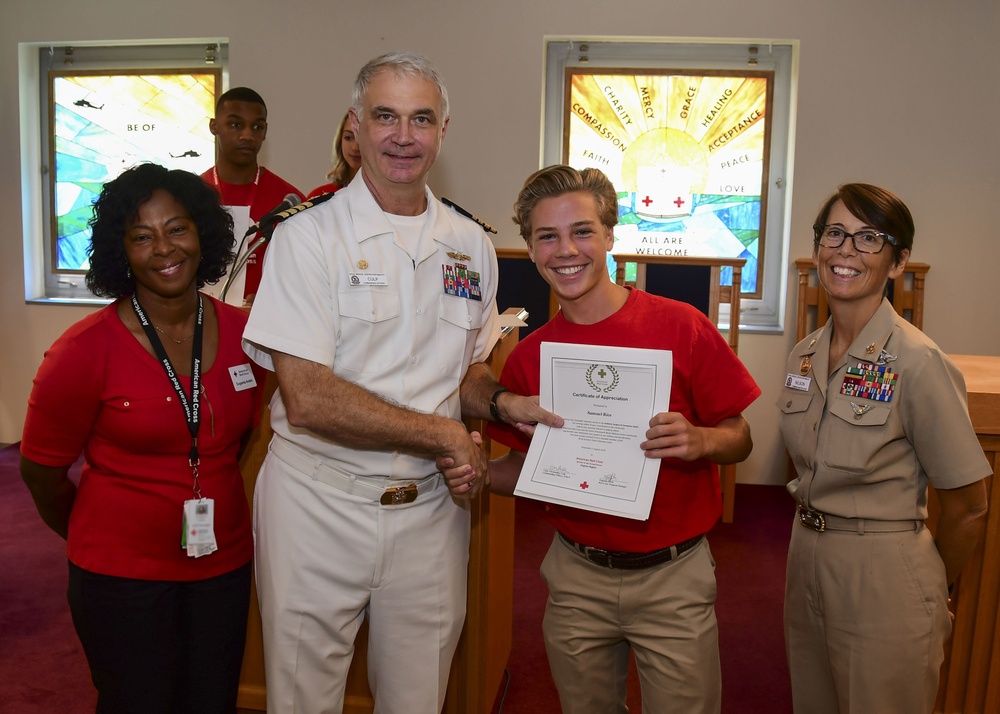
[3,0,998,485]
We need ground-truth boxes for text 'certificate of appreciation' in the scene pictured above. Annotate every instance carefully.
[514,342,672,520]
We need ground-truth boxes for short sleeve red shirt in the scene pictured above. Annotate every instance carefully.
[306,182,343,200]
[200,166,302,299]
[486,288,760,552]
[21,297,265,580]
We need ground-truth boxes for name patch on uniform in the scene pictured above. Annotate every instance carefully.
[784,374,811,391]
[349,272,388,286]
[839,362,898,402]
[229,363,258,391]
[442,262,482,301]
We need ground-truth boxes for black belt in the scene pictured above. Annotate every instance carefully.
[559,532,704,570]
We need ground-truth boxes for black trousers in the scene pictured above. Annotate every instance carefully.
[67,560,251,714]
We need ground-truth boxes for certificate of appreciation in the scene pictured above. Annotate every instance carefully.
[514,342,672,520]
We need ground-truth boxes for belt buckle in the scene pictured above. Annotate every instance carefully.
[380,483,418,506]
[798,507,826,532]
[583,545,614,568]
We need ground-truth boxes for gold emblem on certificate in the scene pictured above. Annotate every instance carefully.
[585,364,620,393]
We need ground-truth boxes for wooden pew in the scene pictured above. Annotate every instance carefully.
[931,355,1000,714]
[794,258,929,341]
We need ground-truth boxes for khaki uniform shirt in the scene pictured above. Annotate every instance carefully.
[778,299,990,521]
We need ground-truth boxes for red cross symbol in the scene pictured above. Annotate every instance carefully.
[580,482,589,490]
[642,196,654,207]
[673,196,686,208]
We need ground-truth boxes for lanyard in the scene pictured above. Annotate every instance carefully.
[131,294,205,495]
[211,165,261,216]
[213,166,262,266]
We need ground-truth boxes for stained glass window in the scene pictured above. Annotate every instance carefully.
[564,69,772,296]
[543,39,797,330]
[50,69,219,270]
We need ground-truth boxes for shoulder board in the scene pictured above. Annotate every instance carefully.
[271,190,338,228]
[441,197,497,234]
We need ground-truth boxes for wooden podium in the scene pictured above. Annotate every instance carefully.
[931,355,1000,714]
[235,309,525,714]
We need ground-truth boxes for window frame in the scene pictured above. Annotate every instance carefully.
[19,39,229,303]
[542,37,799,332]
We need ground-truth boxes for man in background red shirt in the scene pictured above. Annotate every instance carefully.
[201,87,301,305]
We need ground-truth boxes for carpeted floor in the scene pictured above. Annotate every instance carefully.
[0,447,94,714]
[491,488,795,713]
[1,441,793,714]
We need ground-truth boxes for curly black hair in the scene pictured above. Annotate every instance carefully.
[85,163,235,299]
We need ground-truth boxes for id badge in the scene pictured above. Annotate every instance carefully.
[181,498,218,558]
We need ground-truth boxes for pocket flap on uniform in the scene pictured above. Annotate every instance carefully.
[777,391,814,415]
[438,294,482,331]
[338,290,401,323]
[829,396,891,426]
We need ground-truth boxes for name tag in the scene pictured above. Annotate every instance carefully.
[229,363,258,391]
[784,374,811,391]
[349,272,388,286]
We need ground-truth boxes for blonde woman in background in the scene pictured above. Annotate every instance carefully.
[306,111,362,198]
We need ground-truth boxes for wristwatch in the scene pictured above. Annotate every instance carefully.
[489,387,510,424]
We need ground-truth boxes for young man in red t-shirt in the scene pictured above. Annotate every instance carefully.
[201,87,302,304]
[443,165,761,713]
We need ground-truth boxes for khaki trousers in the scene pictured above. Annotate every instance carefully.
[540,533,721,714]
[784,519,951,714]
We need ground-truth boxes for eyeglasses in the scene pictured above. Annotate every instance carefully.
[813,224,898,254]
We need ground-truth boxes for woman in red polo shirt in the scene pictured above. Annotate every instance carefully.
[20,163,265,713]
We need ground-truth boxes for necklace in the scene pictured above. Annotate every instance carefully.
[153,324,195,344]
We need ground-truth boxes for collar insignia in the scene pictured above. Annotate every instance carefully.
[876,349,897,365]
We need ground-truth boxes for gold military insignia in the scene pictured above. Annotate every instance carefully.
[850,401,873,420]
[799,356,812,376]
[447,251,471,261]
[357,260,368,270]
[866,343,876,354]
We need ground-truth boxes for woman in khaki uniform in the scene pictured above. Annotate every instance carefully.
[778,183,990,714]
